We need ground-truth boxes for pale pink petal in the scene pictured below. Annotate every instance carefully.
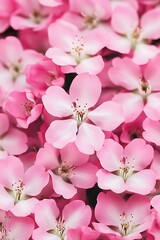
[0,156,24,188]
[95,191,125,226]
[0,36,23,64]
[8,214,35,240]
[144,93,160,121]
[75,55,104,75]
[124,138,154,170]
[112,92,143,122]
[111,5,138,34]
[63,200,91,228]
[2,128,28,155]
[88,101,124,131]
[36,143,59,170]
[45,119,77,149]
[126,169,156,194]
[11,198,39,217]
[35,199,59,230]
[33,228,60,240]
[42,86,72,117]
[49,172,77,199]
[48,20,79,50]
[151,195,160,216]
[0,113,9,135]
[46,47,77,66]
[97,139,123,171]
[93,222,120,236]
[0,185,14,211]
[151,150,160,180]
[132,43,159,65]
[69,73,101,108]
[142,118,160,146]
[97,169,126,193]
[24,165,49,196]
[108,57,141,90]
[71,163,98,188]
[126,194,150,225]
[144,55,160,91]
[141,8,160,40]
[60,143,89,166]
[75,123,105,154]
[107,31,131,53]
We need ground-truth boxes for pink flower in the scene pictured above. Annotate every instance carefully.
[0,156,49,216]
[26,59,65,96]
[5,90,43,128]
[96,138,156,194]
[108,56,160,122]
[93,191,152,240]
[0,36,43,93]
[46,20,104,74]
[42,73,124,154]
[10,0,53,31]
[0,210,34,240]
[0,0,16,33]
[33,198,91,240]
[107,5,160,64]
[35,142,98,199]
[0,113,28,157]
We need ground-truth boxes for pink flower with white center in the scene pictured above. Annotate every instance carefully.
[33,199,91,240]
[35,142,98,199]
[26,59,65,96]
[107,5,160,64]
[0,36,43,93]
[42,73,124,154]
[96,138,156,194]
[5,90,43,129]
[62,0,111,32]
[108,56,160,122]
[0,156,49,217]
[10,0,54,31]
[142,118,160,146]
[0,210,34,240]
[46,20,104,75]
[93,191,152,240]
[0,113,28,158]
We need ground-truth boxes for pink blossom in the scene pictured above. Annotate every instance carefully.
[0,113,28,157]
[108,56,160,122]
[42,73,124,154]
[96,138,156,194]
[0,156,49,216]
[5,90,43,128]
[0,36,43,93]
[46,20,104,74]
[93,191,152,240]
[0,210,34,240]
[107,5,160,64]
[10,0,54,31]
[35,142,98,198]
[26,59,65,96]
[0,0,16,33]
[33,198,91,240]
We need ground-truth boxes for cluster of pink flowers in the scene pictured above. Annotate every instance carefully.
[1,0,160,239]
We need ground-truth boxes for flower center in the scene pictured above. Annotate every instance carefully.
[50,218,65,240]
[127,27,142,49]
[71,99,88,126]
[83,12,99,28]
[138,78,151,97]
[71,35,85,64]
[119,212,134,236]
[119,157,134,181]
[30,11,43,24]
[11,180,25,202]
[21,100,35,116]
[56,161,75,182]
